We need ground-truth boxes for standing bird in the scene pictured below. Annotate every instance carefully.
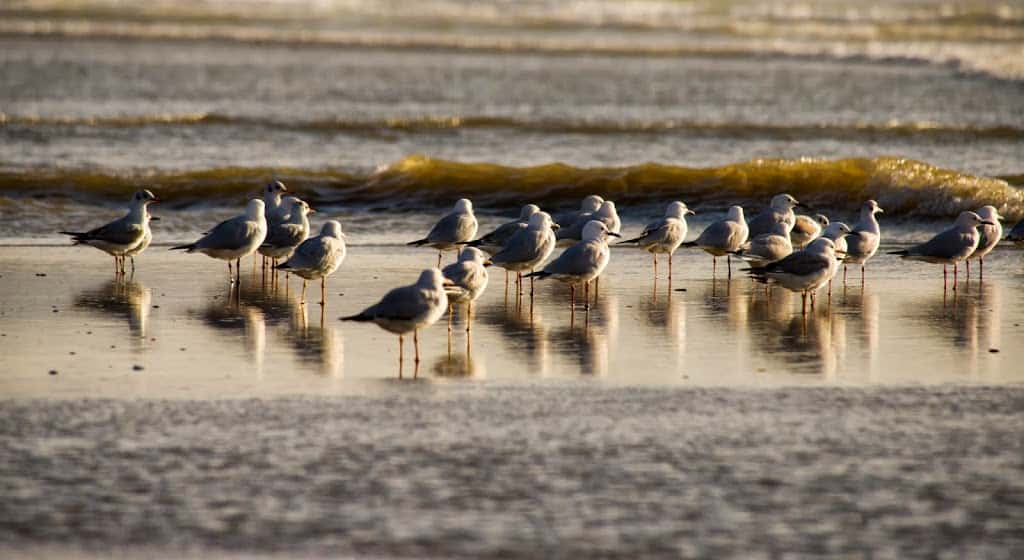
[844,199,884,284]
[275,220,347,305]
[556,195,604,233]
[889,211,995,290]
[259,197,313,274]
[490,211,559,296]
[791,214,828,250]
[442,247,490,332]
[747,194,804,238]
[556,199,619,243]
[681,205,749,277]
[1007,219,1024,246]
[170,199,268,284]
[734,218,793,270]
[408,199,478,267]
[263,180,289,224]
[61,189,159,275]
[619,201,693,279]
[467,204,541,254]
[967,205,1003,279]
[749,237,842,315]
[820,222,852,295]
[342,269,448,377]
[526,220,619,309]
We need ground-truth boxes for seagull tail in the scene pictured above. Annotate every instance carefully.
[59,231,88,243]
[523,270,551,280]
[618,236,643,245]
[460,238,484,247]
[340,312,374,322]
[680,241,698,248]
[887,249,909,256]
[274,261,293,270]
[169,242,197,252]
[406,238,430,247]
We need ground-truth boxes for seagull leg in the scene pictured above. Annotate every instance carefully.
[712,257,717,277]
[966,259,971,278]
[801,292,808,315]
[861,265,865,287]
[843,264,848,284]
[595,276,600,301]
[980,257,985,282]
[228,260,233,283]
[727,254,732,279]
[301,280,307,304]
[130,256,136,276]
[517,272,523,297]
[320,277,326,306]
[437,252,442,269]
[411,329,419,368]
[943,265,948,291]
[584,281,590,310]
[466,301,472,333]
[953,262,958,291]
[236,258,242,285]
[398,335,404,379]
[668,253,673,281]
[653,253,658,279]
[530,271,535,298]
[447,304,453,358]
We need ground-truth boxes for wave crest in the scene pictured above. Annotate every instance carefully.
[1,156,1020,220]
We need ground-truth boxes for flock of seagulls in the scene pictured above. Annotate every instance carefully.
[61,182,1021,374]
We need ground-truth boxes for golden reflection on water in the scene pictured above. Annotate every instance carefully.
[74,278,151,347]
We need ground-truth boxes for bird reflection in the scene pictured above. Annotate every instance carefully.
[551,292,617,376]
[478,298,550,375]
[431,350,485,378]
[194,288,266,370]
[916,281,1001,377]
[837,289,880,382]
[74,278,151,344]
[741,289,841,377]
[285,304,344,377]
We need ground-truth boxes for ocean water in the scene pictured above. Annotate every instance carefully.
[0,0,1022,239]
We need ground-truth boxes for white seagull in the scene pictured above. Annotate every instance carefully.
[408,199,478,267]
[682,205,749,277]
[619,201,693,278]
[170,199,268,283]
[750,237,842,314]
[342,269,449,377]
[442,247,490,331]
[735,218,793,269]
[889,210,995,290]
[967,205,1003,278]
[791,213,828,249]
[526,220,619,308]
[61,189,159,275]
[259,197,313,264]
[467,204,541,254]
[844,199,884,284]
[276,220,347,305]
[747,194,804,238]
[557,199,620,243]
[490,211,558,296]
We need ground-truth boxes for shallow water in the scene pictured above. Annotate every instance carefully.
[1,245,1022,397]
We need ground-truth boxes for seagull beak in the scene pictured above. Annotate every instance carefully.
[876,207,885,214]
[795,201,808,209]
[308,208,317,214]
[981,220,997,226]
[150,216,161,221]
[551,223,561,231]
[608,232,622,238]
[443,279,456,287]
[483,259,494,267]
[686,209,696,215]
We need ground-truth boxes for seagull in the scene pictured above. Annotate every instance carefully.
[556,195,604,234]
[556,199,620,243]
[61,189,159,275]
[408,199,478,267]
[747,194,804,238]
[844,199,884,284]
[442,247,490,332]
[681,205,749,277]
[259,196,313,269]
[967,205,1003,279]
[820,222,852,294]
[749,237,842,314]
[263,180,289,224]
[466,204,541,254]
[734,218,793,269]
[275,220,346,305]
[889,211,995,290]
[170,199,268,284]
[489,211,559,296]
[791,213,828,249]
[342,269,448,377]
[619,201,693,279]
[1007,218,1024,246]
[526,220,619,309]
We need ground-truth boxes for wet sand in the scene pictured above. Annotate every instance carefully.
[2,245,1024,557]
[1,245,1023,393]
